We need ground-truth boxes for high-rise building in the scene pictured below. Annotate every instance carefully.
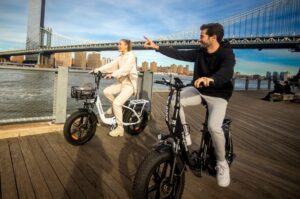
[177,65,184,74]
[185,65,189,73]
[10,56,25,64]
[54,53,72,67]
[150,61,157,72]
[142,61,149,71]
[170,64,177,73]
[280,71,289,81]
[266,71,271,79]
[273,71,279,80]
[102,57,113,65]
[26,0,46,62]
[73,52,87,69]
[87,52,101,70]
[26,0,45,49]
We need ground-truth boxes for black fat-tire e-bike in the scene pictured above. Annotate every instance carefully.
[132,77,235,198]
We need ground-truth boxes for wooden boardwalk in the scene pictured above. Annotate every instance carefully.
[0,91,300,199]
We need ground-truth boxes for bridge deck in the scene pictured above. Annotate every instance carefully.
[0,91,300,199]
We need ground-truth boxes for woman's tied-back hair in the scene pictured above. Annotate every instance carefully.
[200,23,224,43]
[120,39,132,51]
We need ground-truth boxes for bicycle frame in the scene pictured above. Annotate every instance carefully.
[85,72,149,127]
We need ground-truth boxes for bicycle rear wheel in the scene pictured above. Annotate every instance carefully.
[123,108,148,135]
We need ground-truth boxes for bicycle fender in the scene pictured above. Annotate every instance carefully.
[152,142,186,174]
[153,142,173,153]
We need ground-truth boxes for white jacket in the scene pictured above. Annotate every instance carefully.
[95,51,138,94]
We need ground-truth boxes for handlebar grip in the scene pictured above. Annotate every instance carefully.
[154,80,166,84]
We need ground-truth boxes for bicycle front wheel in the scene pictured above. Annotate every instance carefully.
[63,110,97,145]
[133,150,185,199]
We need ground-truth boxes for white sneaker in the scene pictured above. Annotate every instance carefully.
[109,126,124,137]
[216,160,230,187]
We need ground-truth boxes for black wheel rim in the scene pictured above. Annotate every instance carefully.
[70,116,92,141]
[146,161,181,199]
[128,112,147,133]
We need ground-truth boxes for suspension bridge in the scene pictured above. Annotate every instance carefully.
[0,0,299,61]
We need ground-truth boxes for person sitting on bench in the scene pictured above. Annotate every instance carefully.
[262,80,284,101]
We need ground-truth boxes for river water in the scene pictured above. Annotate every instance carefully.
[0,68,271,120]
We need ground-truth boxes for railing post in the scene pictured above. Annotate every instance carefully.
[232,78,236,89]
[53,66,68,123]
[139,71,153,101]
[257,79,261,90]
[268,78,272,90]
[245,78,249,91]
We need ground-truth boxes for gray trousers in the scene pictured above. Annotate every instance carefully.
[171,86,228,161]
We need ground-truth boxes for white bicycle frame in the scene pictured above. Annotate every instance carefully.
[92,88,149,127]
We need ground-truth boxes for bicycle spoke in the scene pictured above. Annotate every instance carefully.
[153,168,162,183]
[148,184,159,194]
[161,162,169,179]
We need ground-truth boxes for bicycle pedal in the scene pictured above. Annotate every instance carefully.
[110,125,117,130]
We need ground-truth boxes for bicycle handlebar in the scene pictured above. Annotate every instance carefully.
[154,77,190,90]
[155,77,213,90]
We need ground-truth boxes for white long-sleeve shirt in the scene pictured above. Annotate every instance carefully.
[95,51,138,94]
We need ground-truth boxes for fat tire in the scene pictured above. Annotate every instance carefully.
[132,150,185,199]
[63,110,97,145]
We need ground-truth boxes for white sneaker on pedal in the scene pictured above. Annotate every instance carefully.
[109,126,124,137]
[216,160,230,187]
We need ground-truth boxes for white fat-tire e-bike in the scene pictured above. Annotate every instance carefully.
[64,72,150,145]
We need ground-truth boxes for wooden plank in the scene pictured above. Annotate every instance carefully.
[25,135,69,199]
[18,136,52,199]
[45,133,119,198]
[0,139,18,199]
[152,91,300,199]
[34,134,86,199]
[42,133,103,199]
[46,132,130,198]
[0,91,299,199]
[8,138,36,199]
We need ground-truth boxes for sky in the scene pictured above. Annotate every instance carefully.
[0,0,299,75]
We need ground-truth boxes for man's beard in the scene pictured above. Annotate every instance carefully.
[200,42,208,48]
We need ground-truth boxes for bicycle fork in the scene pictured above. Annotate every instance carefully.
[169,140,185,185]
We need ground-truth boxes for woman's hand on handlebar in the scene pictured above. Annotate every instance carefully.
[89,69,99,74]
[194,77,214,88]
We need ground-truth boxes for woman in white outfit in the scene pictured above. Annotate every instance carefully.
[91,39,138,137]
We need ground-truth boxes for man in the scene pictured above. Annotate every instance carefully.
[144,23,235,187]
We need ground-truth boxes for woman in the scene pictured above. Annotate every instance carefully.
[91,39,138,137]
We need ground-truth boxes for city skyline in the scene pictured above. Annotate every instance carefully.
[8,52,294,80]
[0,0,299,75]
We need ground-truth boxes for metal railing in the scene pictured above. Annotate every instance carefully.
[0,66,153,124]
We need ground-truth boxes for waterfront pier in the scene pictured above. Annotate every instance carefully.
[0,90,299,198]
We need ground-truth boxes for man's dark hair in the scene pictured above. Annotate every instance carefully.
[200,23,224,43]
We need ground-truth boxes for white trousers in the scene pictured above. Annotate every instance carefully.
[171,86,228,161]
[103,83,134,126]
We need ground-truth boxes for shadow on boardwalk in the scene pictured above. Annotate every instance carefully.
[0,91,300,199]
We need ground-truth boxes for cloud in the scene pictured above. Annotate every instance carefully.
[1,0,299,76]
